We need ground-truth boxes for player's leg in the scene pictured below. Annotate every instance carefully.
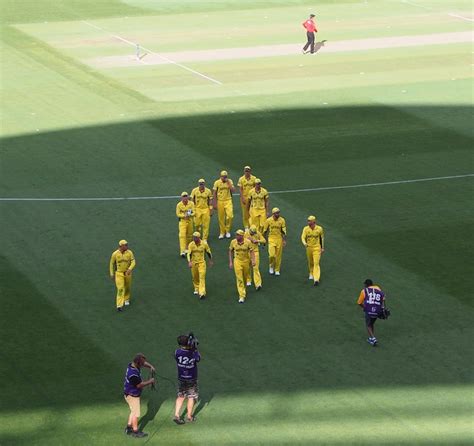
[268,240,276,273]
[225,201,234,235]
[242,261,251,292]
[191,264,199,294]
[312,248,321,282]
[202,212,210,241]
[194,210,203,237]
[217,202,226,237]
[198,262,207,297]
[115,272,125,309]
[275,240,283,273]
[124,274,132,305]
[186,220,194,249]
[253,250,262,288]
[258,211,266,234]
[306,247,313,278]
[234,259,246,300]
[303,32,311,51]
[178,220,188,255]
[310,32,315,53]
[240,201,248,229]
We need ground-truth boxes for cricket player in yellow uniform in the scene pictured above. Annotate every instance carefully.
[229,230,256,303]
[176,192,195,257]
[263,208,287,276]
[247,179,269,234]
[109,240,136,311]
[245,225,265,290]
[301,215,325,286]
[191,179,213,241]
[213,170,235,239]
[187,231,213,299]
[237,166,256,229]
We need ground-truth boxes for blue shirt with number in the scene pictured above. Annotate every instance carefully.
[175,348,201,381]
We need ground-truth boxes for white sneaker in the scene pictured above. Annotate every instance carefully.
[218,234,224,239]
[275,271,280,276]
[124,301,130,306]
[238,298,245,303]
[180,252,186,257]
[246,282,252,287]
[309,275,314,280]
[193,291,199,295]
[269,267,274,275]
[225,232,231,238]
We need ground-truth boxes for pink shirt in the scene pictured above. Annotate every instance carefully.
[302,19,317,33]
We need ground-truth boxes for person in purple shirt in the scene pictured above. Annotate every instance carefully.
[357,279,386,346]
[123,353,156,438]
[173,335,201,424]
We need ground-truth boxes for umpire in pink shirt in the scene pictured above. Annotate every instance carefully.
[302,14,317,54]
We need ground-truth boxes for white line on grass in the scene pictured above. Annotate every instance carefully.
[81,20,222,85]
[1,174,472,202]
[448,13,474,22]
[400,0,432,10]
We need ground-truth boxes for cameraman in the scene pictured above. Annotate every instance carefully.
[173,334,201,424]
[357,279,386,346]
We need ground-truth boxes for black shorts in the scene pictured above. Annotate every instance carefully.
[365,313,378,327]
[177,379,199,399]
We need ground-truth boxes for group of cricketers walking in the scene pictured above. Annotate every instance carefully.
[109,166,324,307]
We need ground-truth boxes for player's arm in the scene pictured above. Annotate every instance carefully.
[228,246,234,269]
[187,248,192,266]
[127,252,136,274]
[320,228,325,252]
[301,227,307,247]
[206,243,213,266]
[212,185,218,209]
[109,252,116,278]
[229,179,235,193]
[282,220,287,245]
[207,192,214,215]
[250,246,256,267]
[176,203,185,218]
[258,232,266,244]
[189,202,195,216]
[357,290,365,308]
[264,193,269,216]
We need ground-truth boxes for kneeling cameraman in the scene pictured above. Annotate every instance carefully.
[174,333,201,424]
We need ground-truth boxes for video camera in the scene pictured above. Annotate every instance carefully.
[187,332,199,350]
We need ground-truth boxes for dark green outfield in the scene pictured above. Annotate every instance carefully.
[1,105,473,444]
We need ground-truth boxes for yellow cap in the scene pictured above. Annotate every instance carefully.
[244,165,251,171]
[249,225,257,233]
[255,178,262,184]
[119,239,128,246]
[193,231,201,238]
[236,229,245,235]
[272,207,280,214]
[198,178,205,183]
[308,215,316,222]
[181,191,189,197]
[220,170,228,176]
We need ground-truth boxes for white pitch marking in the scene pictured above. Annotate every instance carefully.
[1,174,472,202]
[81,20,222,85]
[448,13,474,22]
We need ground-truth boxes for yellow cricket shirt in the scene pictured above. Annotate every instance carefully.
[191,187,212,210]
[176,201,195,219]
[248,187,269,210]
[213,178,234,201]
[238,175,257,198]
[301,225,324,248]
[229,239,254,262]
[187,240,212,263]
[110,249,136,276]
[245,229,265,246]
[264,216,287,239]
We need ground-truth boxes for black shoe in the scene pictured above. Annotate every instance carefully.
[131,431,148,438]
[256,286,262,291]
[125,426,133,435]
[313,281,319,286]
[173,416,185,425]
[199,295,206,300]
[117,307,123,312]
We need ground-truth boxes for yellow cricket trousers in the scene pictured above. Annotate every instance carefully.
[240,200,250,228]
[306,247,322,281]
[115,271,132,308]
[268,237,284,273]
[194,209,211,241]
[217,200,233,235]
[234,259,251,299]
[191,262,207,296]
[178,218,194,253]
[250,209,266,234]
[250,249,262,288]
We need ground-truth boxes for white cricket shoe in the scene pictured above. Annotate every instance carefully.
[225,232,231,238]
[246,281,252,287]
[275,271,280,276]
[218,234,224,239]
[309,275,314,280]
[269,267,274,275]
[124,301,130,306]
[193,291,199,295]
[238,298,245,303]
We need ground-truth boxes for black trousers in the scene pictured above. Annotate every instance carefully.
[303,32,315,53]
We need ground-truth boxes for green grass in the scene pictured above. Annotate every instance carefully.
[1,0,473,445]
